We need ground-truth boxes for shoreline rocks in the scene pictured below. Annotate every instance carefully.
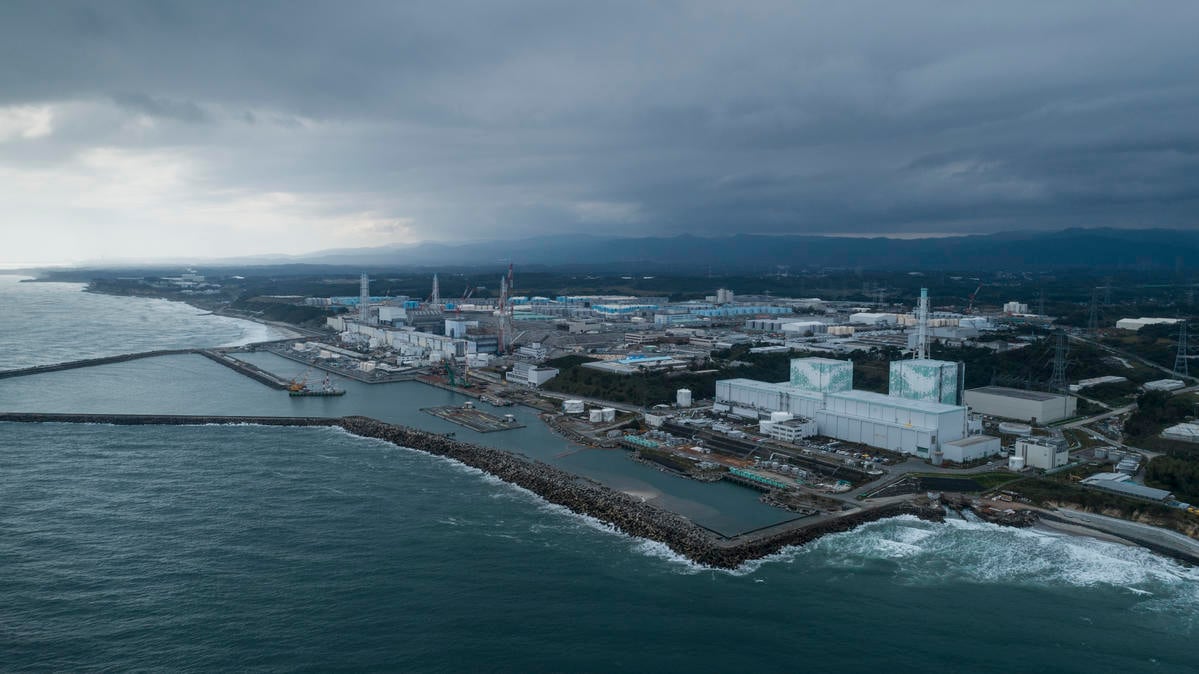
[0,412,942,569]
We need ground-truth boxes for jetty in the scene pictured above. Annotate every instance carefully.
[0,412,945,569]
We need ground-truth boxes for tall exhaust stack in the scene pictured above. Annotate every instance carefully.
[431,273,440,307]
[359,273,370,323]
[917,287,929,360]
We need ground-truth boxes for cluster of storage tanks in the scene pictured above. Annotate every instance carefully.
[753,458,808,478]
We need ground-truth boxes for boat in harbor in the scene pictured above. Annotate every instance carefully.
[289,373,346,397]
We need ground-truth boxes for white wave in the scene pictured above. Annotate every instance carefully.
[806,515,1199,597]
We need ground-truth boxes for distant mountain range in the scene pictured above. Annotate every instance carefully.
[71,228,1199,272]
[280,228,1199,272]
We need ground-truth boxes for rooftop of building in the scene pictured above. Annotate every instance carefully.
[1081,473,1172,501]
[828,389,965,414]
[792,356,850,366]
[966,386,1063,401]
[894,358,958,367]
[944,434,999,447]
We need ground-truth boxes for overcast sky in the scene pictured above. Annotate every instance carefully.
[1,1,1197,262]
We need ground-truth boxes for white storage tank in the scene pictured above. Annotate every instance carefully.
[601,408,616,423]
[930,448,944,466]
[589,409,604,423]
[1009,455,1026,470]
[563,399,585,414]
[677,388,692,408]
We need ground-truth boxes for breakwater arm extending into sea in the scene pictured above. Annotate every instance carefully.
[0,348,292,389]
[0,412,944,569]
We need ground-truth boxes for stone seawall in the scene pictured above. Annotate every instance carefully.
[0,412,943,569]
[0,349,198,380]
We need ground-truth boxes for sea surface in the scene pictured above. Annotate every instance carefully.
[1,278,1197,672]
[0,275,289,370]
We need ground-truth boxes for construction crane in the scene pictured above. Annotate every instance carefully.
[287,368,311,393]
[456,285,476,314]
[966,284,983,314]
[444,361,472,389]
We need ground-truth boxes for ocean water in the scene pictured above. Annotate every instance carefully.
[0,275,289,370]
[1,278,1197,672]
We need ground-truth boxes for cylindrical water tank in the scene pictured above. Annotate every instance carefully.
[589,409,603,423]
[1009,455,1026,470]
[601,408,616,422]
[1093,446,1108,459]
[931,449,944,466]
[677,389,692,408]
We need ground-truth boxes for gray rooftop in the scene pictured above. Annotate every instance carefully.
[967,386,1063,402]
[944,435,999,447]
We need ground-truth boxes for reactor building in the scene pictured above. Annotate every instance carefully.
[715,356,993,459]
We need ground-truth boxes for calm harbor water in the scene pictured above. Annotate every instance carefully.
[1,277,1196,672]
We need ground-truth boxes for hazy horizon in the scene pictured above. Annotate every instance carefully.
[2,2,1197,262]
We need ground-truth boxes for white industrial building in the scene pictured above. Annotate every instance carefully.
[789,357,854,392]
[506,361,559,387]
[889,359,962,405]
[1081,472,1173,502]
[716,356,971,457]
[1144,379,1186,392]
[963,386,1076,423]
[849,312,899,326]
[1070,375,1128,392]
[1003,301,1029,314]
[781,320,828,335]
[715,378,826,419]
[941,435,1002,464]
[758,413,818,442]
[816,390,967,457]
[1013,437,1070,470]
[328,317,476,362]
[1162,422,1199,443]
[1116,317,1182,331]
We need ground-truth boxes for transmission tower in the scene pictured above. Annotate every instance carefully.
[1049,330,1069,393]
[1174,321,1189,378]
[1038,289,1046,316]
[1103,277,1112,306]
[1086,288,1098,334]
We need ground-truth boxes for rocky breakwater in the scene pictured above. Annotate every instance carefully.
[335,416,717,561]
[1,412,948,569]
[335,416,945,569]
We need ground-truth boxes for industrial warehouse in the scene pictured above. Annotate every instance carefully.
[715,355,990,460]
[712,289,1000,461]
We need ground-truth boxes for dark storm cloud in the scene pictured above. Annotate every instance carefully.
[1,0,1197,257]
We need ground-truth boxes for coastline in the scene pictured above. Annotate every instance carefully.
[77,283,312,342]
[0,411,944,570]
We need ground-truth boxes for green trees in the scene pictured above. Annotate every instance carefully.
[1124,390,1192,440]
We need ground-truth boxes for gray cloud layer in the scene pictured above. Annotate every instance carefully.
[1,1,1197,260]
